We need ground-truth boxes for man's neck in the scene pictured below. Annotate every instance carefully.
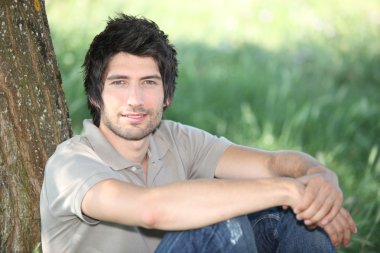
[114,138,150,164]
[99,126,150,165]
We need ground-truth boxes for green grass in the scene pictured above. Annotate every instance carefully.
[46,0,380,252]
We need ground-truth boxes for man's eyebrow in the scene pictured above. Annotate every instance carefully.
[106,74,130,80]
[105,74,162,80]
[141,74,162,80]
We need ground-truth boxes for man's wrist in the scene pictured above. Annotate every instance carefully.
[277,178,304,208]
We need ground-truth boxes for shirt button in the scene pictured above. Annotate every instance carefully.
[130,166,138,172]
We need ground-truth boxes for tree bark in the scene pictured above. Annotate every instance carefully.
[0,0,72,252]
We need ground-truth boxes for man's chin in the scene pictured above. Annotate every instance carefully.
[112,129,149,141]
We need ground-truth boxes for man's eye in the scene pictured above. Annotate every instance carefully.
[111,80,125,85]
[143,80,157,85]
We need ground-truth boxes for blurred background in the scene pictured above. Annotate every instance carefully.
[46,0,379,252]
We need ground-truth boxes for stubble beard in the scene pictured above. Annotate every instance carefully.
[102,107,163,141]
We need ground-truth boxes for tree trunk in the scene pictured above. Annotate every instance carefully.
[0,0,72,252]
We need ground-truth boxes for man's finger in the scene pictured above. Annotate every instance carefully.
[294,178,321,214]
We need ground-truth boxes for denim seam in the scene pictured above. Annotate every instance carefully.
[251,213,281,242]
[250,213,280,227]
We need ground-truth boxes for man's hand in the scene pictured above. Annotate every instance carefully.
[322,207,357,248]
[293,171,343,226]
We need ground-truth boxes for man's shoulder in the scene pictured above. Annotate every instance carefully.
[158,119,183,129]
[47,135,98,167]
[157,120,204,136]
[155,120,230,146]
[55,135,93,154]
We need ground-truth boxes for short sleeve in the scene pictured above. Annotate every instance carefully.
[157,121,232,179]
[43,138,124,224]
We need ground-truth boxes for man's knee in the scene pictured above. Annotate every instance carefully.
[220,216,255,244]
[248,208,335,253]
[156,216,257,253]
[210,216,257,252]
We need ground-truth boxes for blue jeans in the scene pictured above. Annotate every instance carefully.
[155,207,335,253]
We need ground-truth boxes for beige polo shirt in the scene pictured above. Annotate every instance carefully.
[40,119,231,253]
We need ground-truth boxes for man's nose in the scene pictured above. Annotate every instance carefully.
[126,84,144,106]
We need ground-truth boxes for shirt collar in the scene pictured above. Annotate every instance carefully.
[148,128,169,162]
[82,119,170,170]
[83,119,133,170]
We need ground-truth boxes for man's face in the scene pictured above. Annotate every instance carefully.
[99,52,166,141]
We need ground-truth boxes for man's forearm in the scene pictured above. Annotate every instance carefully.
[142,177,304,230]
[269,150,325,178]
[82,177,304,231]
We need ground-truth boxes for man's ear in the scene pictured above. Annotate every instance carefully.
[164,98,172,108]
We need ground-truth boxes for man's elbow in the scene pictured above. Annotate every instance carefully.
[138,190,167,229]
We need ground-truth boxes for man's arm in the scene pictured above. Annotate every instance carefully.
[215,144,343,226]
[215,144,357,248]
[81,177,304,230]
[215,144,333,179]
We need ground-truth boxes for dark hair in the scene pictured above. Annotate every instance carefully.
[82,14,178,126]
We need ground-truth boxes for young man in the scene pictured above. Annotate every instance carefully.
[40,14,356,253]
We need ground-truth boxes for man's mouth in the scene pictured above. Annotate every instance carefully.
[123,113,146,119]
[120,112,148,124]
